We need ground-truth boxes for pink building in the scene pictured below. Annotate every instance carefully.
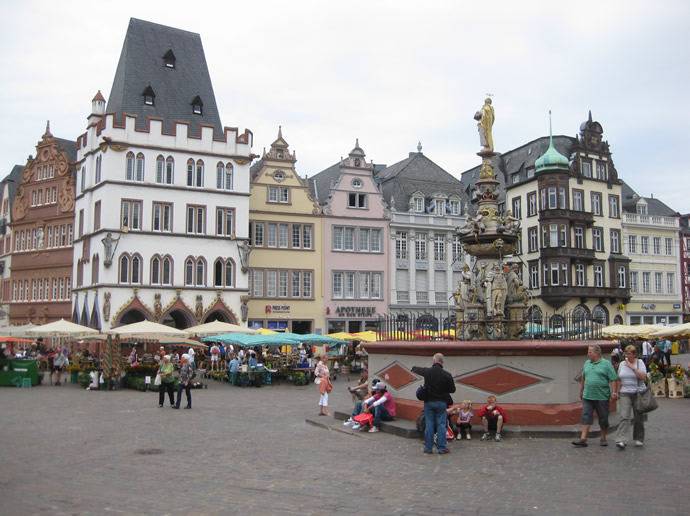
[310,141,389,333]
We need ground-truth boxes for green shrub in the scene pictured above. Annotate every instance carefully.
[125,364,159,377]
[78,372,92,389]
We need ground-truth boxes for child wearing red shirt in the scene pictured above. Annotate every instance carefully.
[478,395,507,442]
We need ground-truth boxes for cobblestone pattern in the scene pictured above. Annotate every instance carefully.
[0,358,687,516]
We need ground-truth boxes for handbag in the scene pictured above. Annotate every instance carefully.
[154,373,162,386]
[416,385,427,401]
[634,387,658,414]
[314,377,322,385]
[353,412,374,426]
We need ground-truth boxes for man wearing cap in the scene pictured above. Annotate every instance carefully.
[359,382,396,433]
[412,353,456,454]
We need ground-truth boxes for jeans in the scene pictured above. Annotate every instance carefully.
[176,382,192,408]
[424,401,448,452]
[373,405,393,428]
[158,381,174,406]
[351,400,364,418]
[615,393,645,444]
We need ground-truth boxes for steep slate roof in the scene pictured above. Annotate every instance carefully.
[374,152,466,211]
[106,18,223,138]
[309,162,341,204]
[621,180,677,215]
[55,138,77,162]
[2,165,24,214]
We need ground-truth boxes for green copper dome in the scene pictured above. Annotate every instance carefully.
[535,112,569,172]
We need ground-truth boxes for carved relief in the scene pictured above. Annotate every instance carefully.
[103,292,111,322]
[58,175,75,213]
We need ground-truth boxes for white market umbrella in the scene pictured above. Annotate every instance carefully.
[26,318,99,337]
[185,320,259,337]
[107,320,189,337]
[649,322,690,340]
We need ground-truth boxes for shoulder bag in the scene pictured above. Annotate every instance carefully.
[634,364,658,414]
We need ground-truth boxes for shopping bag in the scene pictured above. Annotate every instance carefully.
[353,412,374,426]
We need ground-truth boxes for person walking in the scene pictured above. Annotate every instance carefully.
[157,355,175,408]
[615,345,648,449]
[314,355,332,416]
[572,344,619,447]
[174,354,194,409]
[412,353,456,455]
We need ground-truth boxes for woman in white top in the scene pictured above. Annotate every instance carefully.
[615,345,648,449]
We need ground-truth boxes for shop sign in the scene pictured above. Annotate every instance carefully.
[673,304,681,309]
[335,306,377,317]
[267,305,290,313]
[641,304,656,310]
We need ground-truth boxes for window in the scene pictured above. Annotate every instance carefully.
[344,227,354,251]
[95,155,102,183]
[594,265,603,287]
[217,162,234,190]
[526,167,535,178]
[143,85,155,106]
[121,200,142,230]
[252,222,264,247]
[640,236,649,254]
[434,234,446,261]
[512,197,521,219]
[592,228,603,252]
[448,200,460,215]
[581,160,592,178]
[642,272,651,293]
[665,238,673,256]
[80,166,86,192]
[595,161,607,180]
[653,237,661,255]
[527,193,537,217]
[126,152,135,181]
[119,255,129,283]
[279,224,289,248]
[628,235,637,254]
[530,264,538,289]
[655,272,663,293]
[153,202,172,232]
[667,273,675,294]
[252,270,264,297]
[216,208,234,236]
[131,256,141,284]
[214,259,234,287]
[184,257,205,286]
[548,187,557,209]
[191,96,203,115]
[618,266,626,288]
[576,264,586,287]
[542,264,548,286]
[302,225,313,249]
[415,233,427,261]
[610,230,620,253]
[268,186,289,203]
[452,235,462,261]
[186,205,206,234]
[348,192,366,208]
[151,257,161,285]
[267,223,277,247]
[78,210,84,238]
[608,195,619,218]
[540,188,546,211]
[511,173,519,184]
[187,159,204,187]
[574,227,584,248]
[630,271,638,293]
[163,49,176,68]
[396,232,408,259]
[155,156,174,184]
[637,204,647,215]
[126,153,145,182]
[562,263,568,285]
[332,271,381,299]
[413,197,424,213]
[528,227,538,252]
[559,187,567,209]
[549,224,558,248]
[93,200,101,231]
[559,224,567,247]
[573,190,583,211]
[591,193,602,216]
[550,263,559,285]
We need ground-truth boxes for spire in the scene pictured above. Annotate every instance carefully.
[44,120,52,138]
[277,125,283,140]
[417,141,422,153]
[535,111,569,173]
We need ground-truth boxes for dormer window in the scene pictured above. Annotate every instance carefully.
[142,85,155,106]
[351,178,363,189]
[163,49,176,69]
[191,95,203,115]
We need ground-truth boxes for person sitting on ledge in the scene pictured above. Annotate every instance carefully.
[478,395,507,442]
[352,382,396,433]
[344,378,378,426]
[348,368,369,402]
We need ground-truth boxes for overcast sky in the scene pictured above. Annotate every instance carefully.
[1,0,688,212]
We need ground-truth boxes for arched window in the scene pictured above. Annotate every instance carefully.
[165,156,174,184]
[186,158,195,186]
[214,259,235,287]
[195,160,204,188]
[126,152,135,181]
[151,256,161,284]
[92,254,100,284]
[119,255,129,283]
[216,162,233,190]
[592,306,608,325]
[156,155,165,184]
[135,153,145,181]
[131,255,141,284]
[214,260,223,287]
[185,258,194,286]
[573,305,589,323]
[162,256,172,285]
[527,305,543,325]
[225,260,233,287]
[196,258,205,286]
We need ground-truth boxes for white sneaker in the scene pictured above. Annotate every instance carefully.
[634,440,644,447]
[466,433,472,440]
[343,419,354,426]
[351,423,361,430]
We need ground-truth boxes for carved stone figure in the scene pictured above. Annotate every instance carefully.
[454,264,474,311]
[474,98,495,151]
[475,262,488,303]
[501,210,521,234]
[240,295,249,322]
[195,295,203,320]
[474,213,486,233]
[506,264,521,303]
[457,216,475,236]
[488,263,507,317]
[154,293,162,319]
[103,292,111,322]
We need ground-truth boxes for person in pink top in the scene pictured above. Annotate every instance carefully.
[361,382,396,433]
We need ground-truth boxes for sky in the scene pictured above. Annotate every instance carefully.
[1,0,689,212]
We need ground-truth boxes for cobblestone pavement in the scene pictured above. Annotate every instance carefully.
[1,359,688,516]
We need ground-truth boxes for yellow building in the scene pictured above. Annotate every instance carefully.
[246,128,324,333]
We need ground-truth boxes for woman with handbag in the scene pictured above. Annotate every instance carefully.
[315,355,332,416]
[157,355,175,408]
[615,345,648,450]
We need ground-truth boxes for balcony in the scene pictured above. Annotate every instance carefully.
[416,292,429,304]
[396,291,409,303]
[540,285,631,309]
[541,247,595,260]
[540,209,594,226]
[624,213,679,228]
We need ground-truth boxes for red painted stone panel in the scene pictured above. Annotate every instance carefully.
[376,363,418,390]
[456,366,541,394]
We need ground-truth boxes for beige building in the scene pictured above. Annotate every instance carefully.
[246,129,324,333]
[621,187,682,325]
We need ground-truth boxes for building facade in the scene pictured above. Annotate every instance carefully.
[310,142,389,333]
[246,128,324,333]
[7,126,76,325]
[72,19,254,330]
[0,166,24,326]
[376,147,469,330]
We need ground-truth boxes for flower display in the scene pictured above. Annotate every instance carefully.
[648,362,664,383]
[672,365,686,383]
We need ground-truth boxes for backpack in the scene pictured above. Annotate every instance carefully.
[212,347,219,354]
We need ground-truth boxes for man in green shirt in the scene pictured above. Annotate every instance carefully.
[572,344,619,447]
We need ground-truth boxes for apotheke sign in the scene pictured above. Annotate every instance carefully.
[335,306,377,317]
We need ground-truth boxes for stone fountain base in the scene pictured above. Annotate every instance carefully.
[363,340,617,425]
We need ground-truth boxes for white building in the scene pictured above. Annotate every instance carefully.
[72,19,254,330]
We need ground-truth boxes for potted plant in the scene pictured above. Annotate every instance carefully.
[667,365,686,399]
[648,363,666,397]
[67,364,82,384]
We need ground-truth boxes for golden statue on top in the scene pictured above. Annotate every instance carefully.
[474,98,495,151]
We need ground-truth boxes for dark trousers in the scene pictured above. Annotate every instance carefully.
[664,351,672,366]
[176,382,192,408]
[158,382,175,406]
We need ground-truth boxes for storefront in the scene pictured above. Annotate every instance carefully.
[248,304,315,334]
[627,302,682,326]
[326,304,381,334]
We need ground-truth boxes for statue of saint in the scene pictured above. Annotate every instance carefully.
[506,264,521,303]
[102,232,117,264]
[475,261,489,303]
[489,263,507,317]
[501,210,520,234]
[474,98,495,151]
[455,264,473,310]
